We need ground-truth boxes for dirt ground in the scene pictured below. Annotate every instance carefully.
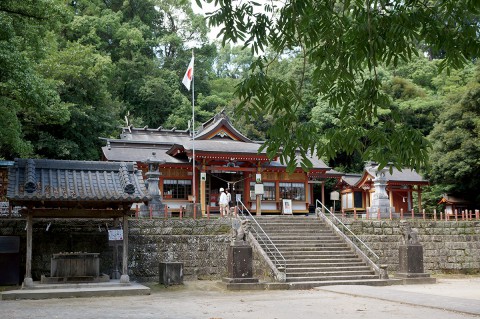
[2,276,480,319]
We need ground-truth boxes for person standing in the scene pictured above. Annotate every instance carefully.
[219,187,228,217]
[225,189,232,207]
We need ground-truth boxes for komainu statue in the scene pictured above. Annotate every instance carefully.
[231,219,250,244]
[400,221,420,245]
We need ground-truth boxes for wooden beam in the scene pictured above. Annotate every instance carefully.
[24,208,128,218]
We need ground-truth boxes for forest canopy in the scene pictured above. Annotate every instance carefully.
[1,0,479,205]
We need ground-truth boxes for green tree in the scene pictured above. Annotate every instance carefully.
[0,0,69,159]
[427,66,480,204]
[33,41,120,160]
[203,0,480,171]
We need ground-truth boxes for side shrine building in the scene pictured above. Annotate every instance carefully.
[102,111,340,216]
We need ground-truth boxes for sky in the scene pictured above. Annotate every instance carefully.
[191,1,223,42]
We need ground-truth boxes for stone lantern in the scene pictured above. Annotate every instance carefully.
[140,152,166,217]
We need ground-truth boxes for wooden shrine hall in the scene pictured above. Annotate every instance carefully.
[336,163,429,214]
[102,110,341,216]
[6,158,149,287]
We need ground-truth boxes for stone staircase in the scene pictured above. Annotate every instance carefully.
[253,216,388,288]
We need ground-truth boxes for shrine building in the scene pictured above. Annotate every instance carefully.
[102,111,340,216]
[336,163,429,214]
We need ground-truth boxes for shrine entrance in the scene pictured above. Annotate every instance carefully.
[205,171,247,213]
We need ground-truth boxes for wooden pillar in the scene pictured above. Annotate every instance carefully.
[417,186,422,213]
[256,163,261,216]
[200,168,206,217]
[321,181,325,214]
[256,194,262,216]
[389,189,393,208]
[23,212,33,287]
[120,213,130,284]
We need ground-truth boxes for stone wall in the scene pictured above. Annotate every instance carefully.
[341,219,480,274]
[1,218,479,285]
[0,218,232,283]
[128,219,231,282]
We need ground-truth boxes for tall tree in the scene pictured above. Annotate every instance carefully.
[203,0,480,171]
[0,0,70,159]
[427,65,480,204]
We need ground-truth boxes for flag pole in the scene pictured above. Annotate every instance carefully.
[191,49,196,219]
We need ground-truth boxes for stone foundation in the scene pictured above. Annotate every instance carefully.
[1,218,479,284]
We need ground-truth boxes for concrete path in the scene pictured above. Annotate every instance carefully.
[317,277,480,316]
[2,277,480,319]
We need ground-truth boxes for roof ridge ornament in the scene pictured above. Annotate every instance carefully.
[119,162,135,194]
[24,159,37,193]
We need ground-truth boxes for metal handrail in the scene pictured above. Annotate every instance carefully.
[236,201,286,271]
[315,199,380,262]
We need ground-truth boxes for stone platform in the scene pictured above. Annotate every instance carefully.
[0,280,150,300]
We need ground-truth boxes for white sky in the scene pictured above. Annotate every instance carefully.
[191,1,223,42]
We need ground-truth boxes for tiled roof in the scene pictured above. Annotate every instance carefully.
[181,139,265,154]
[7,159,150,207]
[195,112,253,142]
[342,173,362,186]
[263,153,331,170]
[102,144,188,164]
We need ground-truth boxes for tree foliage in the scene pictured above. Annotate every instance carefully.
[203,0,480,171]
[427,66,480,202]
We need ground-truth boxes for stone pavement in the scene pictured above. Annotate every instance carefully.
[1,276,480,319]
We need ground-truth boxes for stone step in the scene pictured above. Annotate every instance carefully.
[277,248,351,253]
[267,243,349,248]
[258,236,340,240]
[286,266,372,273]
[286,274,378,283]
[287,256,365,267]
[286,279,391,289]
[277,250,355,256]
[251,215,381,285]
[286,270,375,278]
[285,260,366,267]
[255,229,334,234]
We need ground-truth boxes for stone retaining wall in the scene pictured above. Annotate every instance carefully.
[0,218,232,283]
[341,220,480,274]
[1,218,479,284]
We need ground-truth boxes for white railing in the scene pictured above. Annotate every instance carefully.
[315,199,382,275]
[236,201,287,274]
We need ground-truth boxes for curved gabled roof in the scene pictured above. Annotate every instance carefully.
[356,163,428,188]
[195,110,253,142]
[7,158,150,209]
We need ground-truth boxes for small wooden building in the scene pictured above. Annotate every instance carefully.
[7,158,149,286]
[438,194,472,214]
[337,163,429,213]
[102,111,338,215]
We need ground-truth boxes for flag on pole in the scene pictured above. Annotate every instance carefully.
[182,56,194,90]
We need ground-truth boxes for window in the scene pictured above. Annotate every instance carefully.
[163,179,192,200]
[279,182,305,201]
[250,182,275,201]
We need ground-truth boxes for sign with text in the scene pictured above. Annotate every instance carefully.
[282,199,293,215]
[108,229,123,241]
